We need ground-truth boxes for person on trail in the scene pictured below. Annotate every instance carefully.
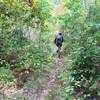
[54,33,64,53]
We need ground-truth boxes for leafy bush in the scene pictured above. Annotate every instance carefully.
[0,68,15,82]
[0,0,53,78]
[54,1,100,99]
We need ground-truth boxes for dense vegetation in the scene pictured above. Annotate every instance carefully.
[55,0,100,99]
[0,0,100,100]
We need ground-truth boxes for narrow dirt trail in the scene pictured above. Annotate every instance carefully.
[38,2,65,99]
[39,58,64,100]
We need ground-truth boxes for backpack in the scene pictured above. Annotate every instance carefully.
[55,35,63,44]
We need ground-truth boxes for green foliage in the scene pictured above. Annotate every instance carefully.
[53,0,100,99]
[0,0,53,84]
[14,92,25,100]
[0,68,15,82]
[34,0,52,21]
[0,0,99,99]
[70,25,100,96]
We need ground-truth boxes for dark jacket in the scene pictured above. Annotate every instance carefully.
[54,34,64,45]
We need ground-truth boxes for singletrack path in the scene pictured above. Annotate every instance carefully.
[39,58,64,100]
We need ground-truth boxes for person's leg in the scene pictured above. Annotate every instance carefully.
[58,44,62,58]
[58,46,61,58]
[56,44,59,53]
[56,44,62,53]
[59,44,62,51]
[56,47,59,53]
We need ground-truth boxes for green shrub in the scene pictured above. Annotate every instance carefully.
[0,68,15,82]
